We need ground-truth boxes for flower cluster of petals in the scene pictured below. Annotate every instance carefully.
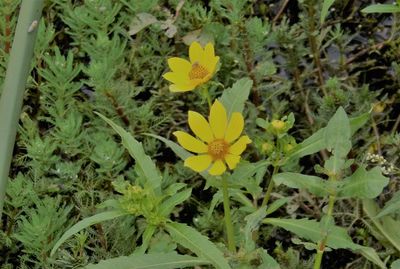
[173,100,251,175]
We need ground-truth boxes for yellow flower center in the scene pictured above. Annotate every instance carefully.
[208,139,229,160]
[189,62,209,80]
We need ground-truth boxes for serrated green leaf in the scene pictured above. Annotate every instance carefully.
[159,188,192,217]
[96,113,162,195]
[219,78,252,118]
[51,210,128,256]
[339,167,389,199]
[165,222,231,269]
[362,4,400,13]
[391,260,400,269]
[83,253,211,269]
[273,173,329,197]
[375,191,400,218]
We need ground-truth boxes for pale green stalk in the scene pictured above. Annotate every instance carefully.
[221,175,235,252]
[0,0,44,219]
[261,165,279,207]
[313,178,337,269]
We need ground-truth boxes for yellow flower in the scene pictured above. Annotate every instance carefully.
[163,41,219,92]
[173,100,251,176]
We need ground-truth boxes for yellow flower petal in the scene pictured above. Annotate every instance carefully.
[163,72,189,85]
[204,43,215,59]
[173,131,208,153]
[229,135,252,155]
[188,111,214,142]
[208,160,226,176]
[169,84,196,92]
[204,56,219,74]
[184,154,212,172]
[225,154,241,169]
[225,112,244,143]
[168,57,191,73]
[209,100,227,139]
[189,41,204,63]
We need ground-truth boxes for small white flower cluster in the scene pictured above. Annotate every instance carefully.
[366,153,396,175]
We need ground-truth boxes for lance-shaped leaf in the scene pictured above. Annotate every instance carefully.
[97,113,162,195]
[338,166,389,199]
[84,252,211,269]
[51,210,128,256]
[263,218,386,268]
[273,173,329,197]
[375,191,400,218]
[165,222,231,269]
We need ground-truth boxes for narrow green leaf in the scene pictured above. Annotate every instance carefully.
[51,210,128,256]
[273,173,329,197]
[362,4,400,13]
[219,78,252,118]
[265,197,290,216]
[287,128,326,160]
[135,225,157,255]
[375,191,400,218]
[349,111,370,135]
[321,0,335,24]
[165,222,231,269]
[363,199,400,253]
[357,247,387,269]
[84,253,211,269]
[146,133,191,160]
[96,113,162,195]
[339,167,389,199]
[287,113,367,161]
[159,188,192,216]
[263,218,359,249]
[265,218,388,268]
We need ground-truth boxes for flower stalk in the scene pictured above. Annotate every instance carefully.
[221,175,235,252]
[313,176,337,269]
[0,0,44,219]
[261,165,280,207]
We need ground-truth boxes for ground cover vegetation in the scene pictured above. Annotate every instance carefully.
[1,0,400,268]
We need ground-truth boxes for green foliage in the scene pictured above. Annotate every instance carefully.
[84,252,211,269]
[165,222,231,269]
[1,0,399,268]
[14,196,72,264]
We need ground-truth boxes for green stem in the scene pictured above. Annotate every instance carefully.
[261,165,279,207]
[313,190,337,269]
[221,175,235,252]
[0,0,44,219]
[202,86,212,108]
